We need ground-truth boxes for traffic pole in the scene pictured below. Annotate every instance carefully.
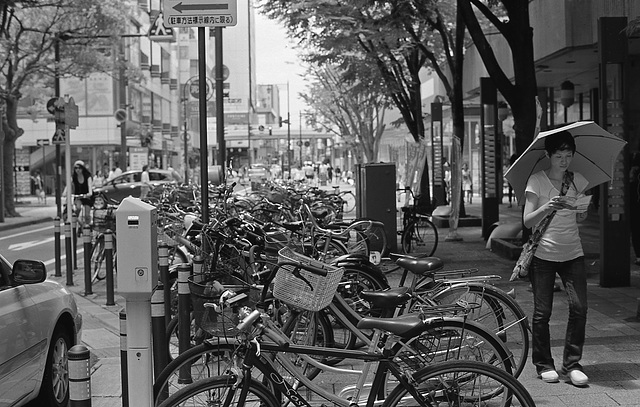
[83,225,92,295]
[54,217,62,277]
[152,283,169,403]
[65,221,74,286]
[68,344,91,407]
[72,214,78,269]
[158,243,171,326]
[105,230,115,306]
[177,262,192,383]
[119,309,129,407]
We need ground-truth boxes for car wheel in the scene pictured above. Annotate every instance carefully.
[37,328,71,407]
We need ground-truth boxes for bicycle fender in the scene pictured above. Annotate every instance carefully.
[331,259,389,288]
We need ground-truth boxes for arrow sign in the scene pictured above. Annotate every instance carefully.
[173,2,228,12]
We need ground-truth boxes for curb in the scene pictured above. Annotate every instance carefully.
[0,216,54,232]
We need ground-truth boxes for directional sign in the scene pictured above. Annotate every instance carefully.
[37,138,50,146]
[163,0,237,27]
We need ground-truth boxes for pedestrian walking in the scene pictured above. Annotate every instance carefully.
[507,153,518,207]
[521,130,592,386]
[462,163,473,204]
[140,164,151,198]
[31,171,45,203]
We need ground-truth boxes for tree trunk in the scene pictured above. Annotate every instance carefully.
[2,96,20,217]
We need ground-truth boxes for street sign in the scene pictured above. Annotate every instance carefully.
[65,97,79,129]
[52,128,65,145]
[36,139,50,146]
[46,98,59,115]
[149,12,175,42]
[114,109,127,122]
[163,0,238,27]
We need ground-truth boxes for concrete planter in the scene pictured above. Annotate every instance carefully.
[491,238,523,260]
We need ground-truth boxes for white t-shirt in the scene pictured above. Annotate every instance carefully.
[525,171,589,262]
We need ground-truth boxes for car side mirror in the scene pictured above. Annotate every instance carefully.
[13,259,47,284]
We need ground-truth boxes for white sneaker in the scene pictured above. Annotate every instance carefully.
[567,370,589,386]
[540,370,559,383]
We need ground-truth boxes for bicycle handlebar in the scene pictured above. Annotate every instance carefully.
[277,260,329,277]
[300,202,379,238]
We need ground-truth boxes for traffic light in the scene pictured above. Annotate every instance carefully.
[278,116,283,127]
[268,126,272,135]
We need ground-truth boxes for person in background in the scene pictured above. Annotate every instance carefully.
[507,153,518,208]
[31,171,45,204]
[523,130,589,387]
[93,170,105,188]
[462,163,473,204]
[140,164,151,198]
[63,160,94,226]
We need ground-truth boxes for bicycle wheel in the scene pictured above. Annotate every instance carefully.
[157,375,279,407]
[154,340,242,404]
[401,217,438,257]
[428,283,529,378]
[90,235,106,282]
[340,191,356,213]
[383,360,536,407]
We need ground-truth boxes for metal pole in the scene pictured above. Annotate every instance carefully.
[54,36,62,218]
[182,81,190,183]
[83,225,92,295]
[198,28,209,230]
[105,230,115,306]
[54,217,62,276]
[119,40,127,171]
[65,222,73,286]
[299,111,303,165]
[286,82,291,177]
[158,244,171,326]
[214,27,226,176]
[119,309,129,407]
[72,214,78,270]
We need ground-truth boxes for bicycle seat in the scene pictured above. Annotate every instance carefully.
[396,256,444,276]
[360,287,412,309]
[357,313,426,338]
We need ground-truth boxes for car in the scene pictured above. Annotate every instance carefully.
[0,254,82,406]
[94,168,183,203]
[247,164,269,181]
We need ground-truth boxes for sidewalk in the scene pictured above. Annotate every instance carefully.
[3,193,640,406]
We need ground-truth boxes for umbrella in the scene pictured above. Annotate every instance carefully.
[505,121,627,205]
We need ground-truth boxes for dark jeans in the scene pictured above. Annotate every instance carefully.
[530,256,587,374]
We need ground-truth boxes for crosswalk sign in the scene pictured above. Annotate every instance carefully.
[52,128,65,145]
[149,13,175,42]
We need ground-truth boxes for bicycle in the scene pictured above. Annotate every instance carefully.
[154,251,515,403]
[397,186,439,257]
[156,259,535,407]
[89,193,118,283]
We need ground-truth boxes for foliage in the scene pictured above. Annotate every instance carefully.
[300,62,392,164]
[0,0,132,216]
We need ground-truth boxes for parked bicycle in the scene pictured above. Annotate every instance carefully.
[397,186,439,257]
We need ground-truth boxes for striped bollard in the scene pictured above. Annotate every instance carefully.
[177,263,192,383]
[105,230,115,306]
[83,225,92,295]
[158,244,171,325]
[65,222,74,286]
[72,214,78,269]
[120,309,129,407]
[68,344,91,406]
[192,255,204,282]
[152,284,169,403]
[54,217,62,277]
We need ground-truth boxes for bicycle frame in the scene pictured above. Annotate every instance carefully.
[233,321,429,407]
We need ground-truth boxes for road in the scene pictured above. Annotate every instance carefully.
[0,223,78,270]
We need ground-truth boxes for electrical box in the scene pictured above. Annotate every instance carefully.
[355,163,397,251]
[116,197,158,300]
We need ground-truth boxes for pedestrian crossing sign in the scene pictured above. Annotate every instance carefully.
[52,128,65,145]
[149,13,175,42]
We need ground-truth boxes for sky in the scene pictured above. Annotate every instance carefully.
[253,13,309,118]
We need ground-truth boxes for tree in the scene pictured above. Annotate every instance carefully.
[0,0,130,216]
[300,63,392,164]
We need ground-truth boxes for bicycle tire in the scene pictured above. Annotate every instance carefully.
[383,359,535,407]
[429,283,529,378]
[90,235,106,282]
[401,217,438,257]
[157,375,279,407]
[154,340,241,403]
[340,191,356,213]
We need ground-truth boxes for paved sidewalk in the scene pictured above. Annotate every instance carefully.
[3,193,640,406]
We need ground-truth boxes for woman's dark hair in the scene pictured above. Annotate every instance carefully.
[544,130,576,154]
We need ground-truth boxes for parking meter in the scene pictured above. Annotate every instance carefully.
[116,197,158,407]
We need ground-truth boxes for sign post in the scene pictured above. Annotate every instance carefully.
[37,139,50,200]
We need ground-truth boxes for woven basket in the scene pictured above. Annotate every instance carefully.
[272,247,344,312]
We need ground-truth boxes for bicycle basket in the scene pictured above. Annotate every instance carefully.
[157,218,184,247]
[272,246,344,312]
[188,274,257,338]
[92,208,116,233]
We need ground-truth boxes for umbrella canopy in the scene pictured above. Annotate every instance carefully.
[505,121,627,205]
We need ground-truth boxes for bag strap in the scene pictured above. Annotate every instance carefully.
[531,170,574,239]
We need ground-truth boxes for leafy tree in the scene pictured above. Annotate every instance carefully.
[299,63,392,164]
[0,0,130,216]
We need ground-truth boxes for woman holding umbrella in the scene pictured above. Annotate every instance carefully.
[523,130,590,386]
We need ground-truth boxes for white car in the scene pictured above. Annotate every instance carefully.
[0,254,83,407]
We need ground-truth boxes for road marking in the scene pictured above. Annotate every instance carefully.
[8,236,56,251]
[0,225,52,241]
[43,248,83,266]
